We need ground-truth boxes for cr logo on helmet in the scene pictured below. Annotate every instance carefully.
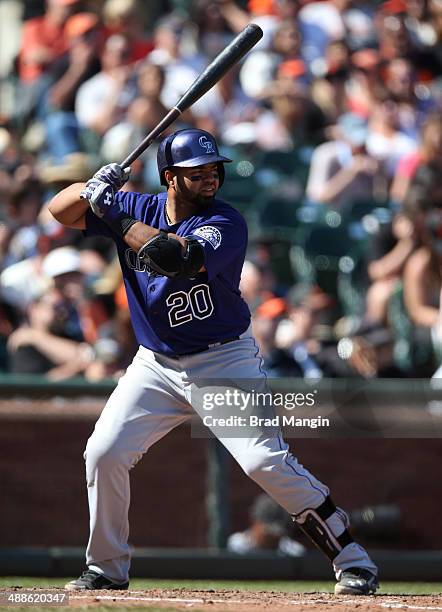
[199,136,215,154]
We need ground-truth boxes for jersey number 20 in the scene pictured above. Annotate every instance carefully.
[166,284,214,327]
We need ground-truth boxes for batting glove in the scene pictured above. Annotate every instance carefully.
[92,163,130,190]
[81,178,123,223]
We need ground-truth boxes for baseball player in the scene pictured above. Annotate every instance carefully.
[48,128,378,595]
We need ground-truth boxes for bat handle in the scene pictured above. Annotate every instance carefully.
[120,107,182,168]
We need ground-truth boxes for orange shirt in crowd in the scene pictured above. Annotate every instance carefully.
[19,16,68,82]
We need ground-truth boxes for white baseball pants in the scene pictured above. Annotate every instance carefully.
[84,331,377,582]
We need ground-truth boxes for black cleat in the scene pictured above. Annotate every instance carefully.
[65,569,129,591]
[335,567,379,595]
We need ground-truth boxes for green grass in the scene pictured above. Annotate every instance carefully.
[0,577,441,595]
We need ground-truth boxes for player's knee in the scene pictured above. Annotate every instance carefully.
[84,436,128,479]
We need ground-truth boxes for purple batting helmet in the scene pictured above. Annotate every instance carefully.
[157,128,231,186]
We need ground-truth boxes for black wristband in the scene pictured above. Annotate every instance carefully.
[105,212,138,237]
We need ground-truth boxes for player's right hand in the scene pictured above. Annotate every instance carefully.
[92,163,130,191]
[80,178,123,222]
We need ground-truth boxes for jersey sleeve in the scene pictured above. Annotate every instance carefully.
[186,213,247,281]
[84,208,114,238]
[83,190,148,238]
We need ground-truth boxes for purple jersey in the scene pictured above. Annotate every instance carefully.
[85,191,251,355]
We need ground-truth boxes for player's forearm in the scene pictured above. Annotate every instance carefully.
[121,222,158,250]
[123,223,186,253]
[48,183,89,227]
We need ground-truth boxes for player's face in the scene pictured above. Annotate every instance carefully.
[174,163,220,207]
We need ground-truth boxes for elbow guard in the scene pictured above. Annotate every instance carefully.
[137,231,204,279]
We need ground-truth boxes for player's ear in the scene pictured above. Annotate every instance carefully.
[164,169,175,187]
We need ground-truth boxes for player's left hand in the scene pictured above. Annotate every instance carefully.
[80,178,123,222]
[92,163,130,191]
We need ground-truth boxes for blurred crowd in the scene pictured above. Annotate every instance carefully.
[0,0,442,380]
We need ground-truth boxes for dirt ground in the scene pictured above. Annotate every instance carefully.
[2,588,442,611]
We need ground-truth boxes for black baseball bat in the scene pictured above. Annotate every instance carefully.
[120,23,263,168]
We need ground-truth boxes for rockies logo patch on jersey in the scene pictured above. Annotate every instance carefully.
[192,226,222,250]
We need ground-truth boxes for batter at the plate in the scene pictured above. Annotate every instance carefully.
[48,128,378,595]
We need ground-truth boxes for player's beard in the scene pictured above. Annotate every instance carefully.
[192,193,216,208]
[177,177,217,209]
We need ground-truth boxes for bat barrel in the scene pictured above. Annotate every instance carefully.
[120,108,181,168]
[176,23,263,112]
[119,23,263,169]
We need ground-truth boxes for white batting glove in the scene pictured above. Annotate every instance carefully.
[92,163,130,191]
[80,178,122,222]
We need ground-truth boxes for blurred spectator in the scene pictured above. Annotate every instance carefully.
[336,326,397,378]
[100,62,168,163]
[403,174,442,332]
[18,0,80,82]
[40,245,110,344]
[84,336,122,380]
[0,125,23,198]
[82,258,137,380]
[15,0,81,123]
[239,259,275,313]
[0,178,44,268]
[344,1,378,51]
[227,493,305,556]
[149,14,202,108]
[298,0,347,65]
[84,296,137,381]
[43,12,102,161]
[383,57,436,139]
[306,113,379,208]
[192,67,256,138]
[0,299,21,371]
[365,97,417,178]
[428,0,442,68]
[391,110,442,204]
[297,0,375,67]
[75,33,135,141]
[189,0,234,64]
[311,39,351,123]
[274,284,341,378]
[41,245,87,341]
[404,0,438,49]
[346,48,384,119]
[359,212,416,329]
[240,21,303,100]
[217,0,282,51]
[102,0,153,62]
[257,69,326,151]
[376,7,442,79]
[376,10,414,62]
[7,287,92,379]
[252,296,300,376]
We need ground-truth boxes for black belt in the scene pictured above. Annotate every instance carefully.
[168,336,240,359]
